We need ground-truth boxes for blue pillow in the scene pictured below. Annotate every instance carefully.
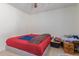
[20,36,33,41]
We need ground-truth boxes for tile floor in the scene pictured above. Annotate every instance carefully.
[0,47,79,56]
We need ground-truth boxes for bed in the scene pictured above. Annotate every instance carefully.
[6,34,51,56]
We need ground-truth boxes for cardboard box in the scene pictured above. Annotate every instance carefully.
[64,42,74,54]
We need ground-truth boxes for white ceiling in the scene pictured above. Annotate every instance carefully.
[9,3,77,14]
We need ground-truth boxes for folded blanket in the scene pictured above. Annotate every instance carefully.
[30,34,51,44]
[19,36,33,40]
[62,37,79,42]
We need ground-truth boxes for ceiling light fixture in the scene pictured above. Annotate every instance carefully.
[34,3,37,8]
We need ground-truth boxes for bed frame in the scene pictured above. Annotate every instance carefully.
[5,45,50,56]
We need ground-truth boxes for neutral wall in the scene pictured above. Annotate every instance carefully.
[30,5,77,36]
[75,4,79,34]
[0,3,30,50]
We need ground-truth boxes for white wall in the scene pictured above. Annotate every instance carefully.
[0,3,30,50]
[30,5,77,36]
[75,4,79,34]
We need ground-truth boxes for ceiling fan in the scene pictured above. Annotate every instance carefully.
[33,3,38,8]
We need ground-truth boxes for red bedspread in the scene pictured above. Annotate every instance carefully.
[6,34,51,56]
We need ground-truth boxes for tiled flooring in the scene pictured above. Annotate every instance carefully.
[0,47,79,56]
[47,47,72,56]
[0,50,18,56]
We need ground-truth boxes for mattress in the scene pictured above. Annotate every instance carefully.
[6,34,51,56]
[5,45,50,56]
